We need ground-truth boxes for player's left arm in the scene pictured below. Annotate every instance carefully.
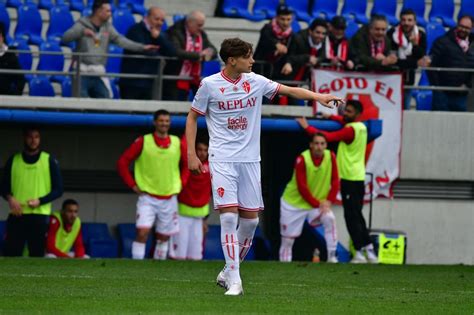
[278,85,345,108]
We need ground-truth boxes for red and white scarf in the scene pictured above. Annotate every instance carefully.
[177,28,203,90]
[392,24,419,59]
[325,36,348,62]
[370,39,385,57]
[271,18,292,41]
[455,30,470,53]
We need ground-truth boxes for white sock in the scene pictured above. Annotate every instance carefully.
[237,217,259,262]
[220,212,240,284]
[132,241,146,260]
[279,237,295,262]
[320,211,338,254]
[154,239,169,260]
[364,243,374,251]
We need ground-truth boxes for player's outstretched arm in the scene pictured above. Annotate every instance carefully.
[185,110,204,174]
[278,85,345,108]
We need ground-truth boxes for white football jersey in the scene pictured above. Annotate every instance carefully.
[191,71,280,162]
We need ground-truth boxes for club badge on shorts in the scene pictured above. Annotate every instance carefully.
[217,187,225,198]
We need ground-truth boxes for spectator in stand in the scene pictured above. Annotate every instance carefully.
[281,18,327,81]
[279,133,339,263]
[350,15,398,71]
[323,16,355,70]
[0,127,63,257]
[62,0,159,99]
[119,7,176,100]
[45,199,87,258]
[169,136,211,261]
[163,10,217,101]
[388,9,429,109]
[428,16,474,112]
[0,22,25,95]
[296,100,378,264]
[117,109,182,260]
[254,4,295,104]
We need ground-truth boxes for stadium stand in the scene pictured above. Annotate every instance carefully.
[118,0,146,15]
[371,0,398,25]
[286,0,312,23]
[311,0,338,21]
[345,19,360,39]
[341,0,369,24]
[28,76,55,96]
[415,90,433,110]
[38,0,54,10]
[47,5,75,45]
[6,0,22,9]
[426,21,447,52]
[402,0,427,26]
[203,225,225,260]
[0,4,10,39]
[112,7,135,35]
[201,59,221,77]
[37,40,67,83]
[117,223,153,258]
[429,0,456,27]
[458,0,474,20]
[221,0,265,21]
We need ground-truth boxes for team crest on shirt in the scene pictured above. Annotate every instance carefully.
[242,81,251,94]
[217,187,225,198]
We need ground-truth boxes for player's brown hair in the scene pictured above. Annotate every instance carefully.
[311,132,327,143]
[219,38,253,64]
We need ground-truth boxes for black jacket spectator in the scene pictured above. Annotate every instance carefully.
[428,29,474,88]
[387,27,426,85]
[0,22,25,95]
[287,28,326,80]
[120,21,176,98]
[350,25,395,71]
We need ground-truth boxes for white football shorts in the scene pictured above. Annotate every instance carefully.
[209,161,264,211]
[136,194,179,235]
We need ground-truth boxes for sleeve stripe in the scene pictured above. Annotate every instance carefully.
[269,83,282,100]
[191,107,206,116]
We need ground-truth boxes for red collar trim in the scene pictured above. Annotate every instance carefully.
[220,70,242,85]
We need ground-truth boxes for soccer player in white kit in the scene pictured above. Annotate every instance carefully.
[185,38,344,296]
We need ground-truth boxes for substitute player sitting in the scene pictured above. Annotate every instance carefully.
[186,38,344,295]
[279,133,339,263]
[169,137,211,260]
[117,109,181,260]
[45,199,87,258]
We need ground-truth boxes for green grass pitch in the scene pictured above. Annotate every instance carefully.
[0,258,472,314]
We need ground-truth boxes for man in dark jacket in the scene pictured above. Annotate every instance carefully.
[429,16,474,112]
[0,22,25,95]
[163,10,217,101]
[119,7,176,100]
[281,18,327,81]
[322,16,354,70]
[350,15,398,71]
[388,9,428,109]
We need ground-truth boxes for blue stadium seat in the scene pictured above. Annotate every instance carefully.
[287,0,312,22]
[415,90,432,111]
[10,39,33,80]
[61,76,72,97]
[112,7,135,36]
[429,0,456,27]
[0,221,5,256]
[118,0,145,15]
[311,0,337,21]
[458,0,474,20]
[252,0,279,19]
[6,0,22,9]
[345,19,360,39]
[38,0,54,10]
[117,223,154,258]
[29,76,55,96]
[81,222,119,258]
[402,0,427,27]
[105,44,123,76]
[426,22,446,53]
[341,0,369,24]
[410,70,430,100]
[371,0,398,25]
[203,225,225,260]
[173,14,185,24]
[15,3,43,45]
[68,0,85,12]
[201,60,221,77]
[222,0,266,21]
[37,41,66,83]
[291,16,301,33]
[47,5,74,44]
[81,6,92,17]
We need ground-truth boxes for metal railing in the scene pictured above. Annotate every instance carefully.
[1,49,473,109]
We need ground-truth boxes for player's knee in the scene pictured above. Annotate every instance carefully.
[136,228,150,242]
[156,233,169,241]
[220,212,239,230]
[281,237,294,248]
[321,211,336,225]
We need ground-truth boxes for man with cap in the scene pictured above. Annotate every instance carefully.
[254,4,295,92]
[323,16,354,70]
